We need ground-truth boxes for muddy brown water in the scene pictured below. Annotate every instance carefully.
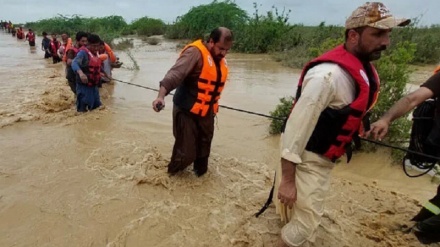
[0,33,438,247]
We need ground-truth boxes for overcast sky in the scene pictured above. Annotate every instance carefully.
[0,0,438,26]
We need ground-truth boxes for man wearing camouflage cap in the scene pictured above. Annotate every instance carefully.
[275,2,409,246]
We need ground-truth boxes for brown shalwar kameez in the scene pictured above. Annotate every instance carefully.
[160,46,216,175]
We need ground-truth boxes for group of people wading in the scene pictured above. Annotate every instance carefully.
[2,21,122,112]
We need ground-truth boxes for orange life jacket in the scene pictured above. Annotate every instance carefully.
[174,39,229,117]
[434,65,440,74]
[104,43,116,63]
[62,38,73,62]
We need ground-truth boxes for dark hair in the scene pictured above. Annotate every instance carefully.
[87,33,101,44]
[42,31,47,36]
[75,31,88,41]
[345,27,366,41]
[99,40,105,45]
[208,28,233,43]
[209,28,222,43]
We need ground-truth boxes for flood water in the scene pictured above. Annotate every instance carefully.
[0,32,438,247]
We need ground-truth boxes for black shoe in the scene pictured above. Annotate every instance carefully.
[413,223,440,244]
[414,230,440,244]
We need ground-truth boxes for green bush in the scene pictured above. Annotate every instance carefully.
[269,19,438,68]
[308,36,344,58]
[269,96,294,134]
[368,41,416,161]
[232,4,292,53]
[25,15,127,45]
[112,38,134,50]
[129,17,166,36]
[145,37,160,45]
[165,0,248,40]
[272,45,309,68]
[389,18,440,64]
[411,28,440,64]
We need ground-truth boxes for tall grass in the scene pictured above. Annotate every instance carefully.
[125,50,140,71]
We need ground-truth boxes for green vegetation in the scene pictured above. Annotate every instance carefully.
[411,26,440,64]
[370,41,416,141]
[125,50,140,71]
[268,96,294,135]
[24,1,440,64]
[145,37,160,45]
[25,15,166,49]
[165,0,248,40]
[164,1,440,67]
[233,4,292,53]
[26,15,127,46]
[122,17,166,36]
[112,38,134,50]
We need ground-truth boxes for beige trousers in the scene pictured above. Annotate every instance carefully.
[275,150,334,247]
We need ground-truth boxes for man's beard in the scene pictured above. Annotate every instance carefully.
[210,49,224,62]
[214,55,223,62]
[357,41,387,62]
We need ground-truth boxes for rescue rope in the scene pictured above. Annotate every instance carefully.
[112,78,285,120]
[113,79,161,93]
[112,77,440,163]
[359,138,440,164]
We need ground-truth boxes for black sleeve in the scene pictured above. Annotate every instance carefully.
[421,72,440,97]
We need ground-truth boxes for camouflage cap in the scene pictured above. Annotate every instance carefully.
[345,2,410,30]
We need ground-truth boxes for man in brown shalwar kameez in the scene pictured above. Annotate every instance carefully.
[152,27,233,177]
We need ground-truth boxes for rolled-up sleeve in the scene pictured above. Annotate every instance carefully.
[281,67,336,163]
[159,47,201,93]
[72,50,86,72]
